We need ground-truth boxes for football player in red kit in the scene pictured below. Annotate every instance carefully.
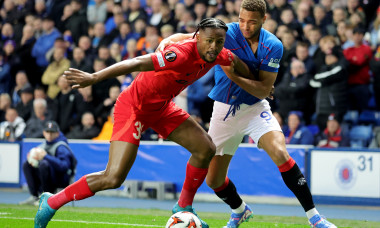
[34,18,258,228]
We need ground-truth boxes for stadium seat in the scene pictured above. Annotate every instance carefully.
[306,124,320,136]
[349,125,373,148]
[358,110,380,126]
[343,110,359,126]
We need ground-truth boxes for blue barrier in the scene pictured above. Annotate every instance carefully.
[20,141,305,197]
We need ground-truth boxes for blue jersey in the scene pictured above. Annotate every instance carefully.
[209,23,283,105]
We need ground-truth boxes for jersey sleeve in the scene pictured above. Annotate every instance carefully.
[260,40,283,73]
[150,47,186,72]
[216,48,234,66]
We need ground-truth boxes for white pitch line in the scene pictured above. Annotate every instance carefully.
[0,217,164,227]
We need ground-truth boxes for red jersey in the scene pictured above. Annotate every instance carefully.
[126,38,234,110]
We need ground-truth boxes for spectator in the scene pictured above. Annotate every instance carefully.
[136,25,163,54]
[93,106,114,141]
[148,0,163,26]
[109,43,122,63]
[14,24,38,85]
[65,0,89,44]
[157,1,176,32]
[78,86,96,113]
[122,38,138,60]
[283,111,314,145]
[31,15,61,70]
[94,85,119,126]
[24,98,52,138]
[125,0,147,29]
[315,113,350,148]
[263,18,278,34]
[56,76,85,134]
[365,7,380,51]
[279,8,302,39]
[296,2,313,27]
[0,51,11,94]
[42,47,70,99]
[312,4,329,35]
[0,0,15,23]
[87,0,107,26]
[97,45,116,66]
[278,29,296,84]
[70,47,92,72]
[32,16,43,39]
[66,112,100,139]
[33,86,58,121]
[34,0,47,18]
[78,35,95,59]
[91,22,113,50]
[15,86,34,122]
[275,60,313,124]
[310,41,349,130]
[91,58,120,104]
[112,22,140,51]
[0,107,26,141]
[295,42,316,75]
[326,7,347,36]
[343,27,373,112]
[11,71,31,106]
[0,23,14,47]
[0,93,11,122]
[307,26,322,57]
[19,121,76,206]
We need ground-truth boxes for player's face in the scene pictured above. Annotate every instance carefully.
[239,9,266,40]
[197,27,226,63]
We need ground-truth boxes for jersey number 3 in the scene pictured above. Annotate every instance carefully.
[133,121,144,140]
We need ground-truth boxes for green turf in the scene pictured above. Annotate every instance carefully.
[0,204,378,227]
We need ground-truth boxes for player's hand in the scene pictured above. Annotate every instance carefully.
[156,38,175,52]
[267,85,275,100]
[64,68,96,89]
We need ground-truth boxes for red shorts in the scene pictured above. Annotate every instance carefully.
[110,92,189,145]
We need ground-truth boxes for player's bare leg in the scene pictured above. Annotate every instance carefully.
[168,116,215,228]
[259,131,336,228]
[34,141,138,228]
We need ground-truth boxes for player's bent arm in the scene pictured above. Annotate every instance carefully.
[223,66,277,100]
[65,54,154,88]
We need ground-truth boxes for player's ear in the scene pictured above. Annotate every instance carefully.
[195,32,200,41]
[262,14,267,24]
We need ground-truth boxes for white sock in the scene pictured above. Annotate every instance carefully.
[306,208,319,220]
[232,202,246,214]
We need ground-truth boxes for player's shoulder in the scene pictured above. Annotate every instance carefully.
[165,38,196,58]
[260,28,283,50]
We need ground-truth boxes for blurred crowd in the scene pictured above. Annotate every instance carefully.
[0,0,379,148]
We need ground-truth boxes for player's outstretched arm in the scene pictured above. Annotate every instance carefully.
[156,33,194,52]
[221,56,276,100]
[64,54,154,89]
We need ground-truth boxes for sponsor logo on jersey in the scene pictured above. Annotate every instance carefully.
[335,159,357,189]
[268,58,280,68]
[156,52,165,67]
[165,51,177,62]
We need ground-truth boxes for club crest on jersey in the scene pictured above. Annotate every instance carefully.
[165,51,177,62]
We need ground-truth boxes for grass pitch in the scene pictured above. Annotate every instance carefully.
[0,204,378,228]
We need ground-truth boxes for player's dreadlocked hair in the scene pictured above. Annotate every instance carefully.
[241,0,266,18]
[192,18,228,38]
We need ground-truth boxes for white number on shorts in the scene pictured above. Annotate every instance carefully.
[133,121,144,140]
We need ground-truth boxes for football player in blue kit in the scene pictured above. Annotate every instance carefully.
[157,0,337,227]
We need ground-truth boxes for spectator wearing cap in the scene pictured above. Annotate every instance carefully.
[0,107,26,142]
[31,15,61,69]
[24,98,53,138]
[310,37,349,130]
[15,85,34,122]
[19,120,77,206]
[283,111,314,145]
[343,27,373,112]
[315,113,350,148]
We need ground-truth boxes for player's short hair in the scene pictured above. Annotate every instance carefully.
[241,0,266,18]
[192,18,228,38]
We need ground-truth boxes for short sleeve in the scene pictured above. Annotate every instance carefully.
[150,47,186,72]
[260,41,283,73]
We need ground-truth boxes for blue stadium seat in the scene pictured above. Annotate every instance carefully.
[306,124,320,136]
[358,110,380,126]
[343,110,359,126]
[349,125,373,148]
